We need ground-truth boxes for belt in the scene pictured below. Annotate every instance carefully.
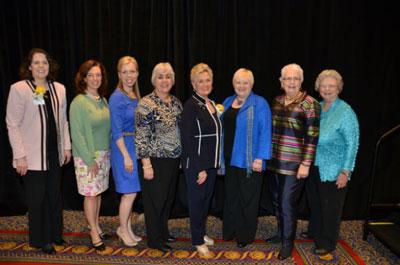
[123,132,135,136]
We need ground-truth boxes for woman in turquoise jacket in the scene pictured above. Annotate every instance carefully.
[221,68,272,248]
[304,69,359,256]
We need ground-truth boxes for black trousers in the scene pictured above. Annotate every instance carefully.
[184,167,216,246]
[270,172,305,249]
[138,157,180,249]
[223,166,263,244]
[305,166,348,251]
[23,156,63,248]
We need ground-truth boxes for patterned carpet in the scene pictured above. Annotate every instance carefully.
[0,210,399,264]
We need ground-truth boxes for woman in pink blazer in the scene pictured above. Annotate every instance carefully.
[6,48,71,254]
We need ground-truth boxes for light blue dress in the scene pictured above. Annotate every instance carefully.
[109,89,140,193]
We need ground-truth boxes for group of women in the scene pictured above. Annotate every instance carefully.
[6,48,359,260]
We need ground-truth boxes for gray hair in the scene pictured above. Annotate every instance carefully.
[315,69,344,93]
[151,62,175,86]
[280,63,304,82]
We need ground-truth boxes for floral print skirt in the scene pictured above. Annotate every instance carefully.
[73,150,110,196]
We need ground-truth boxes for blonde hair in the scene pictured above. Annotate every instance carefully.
[233,68,254,86]
[279,63,304,82]
[117,56,141,99]
[151,62,175,86]
[190,63,213,83]
[315,69,344,93]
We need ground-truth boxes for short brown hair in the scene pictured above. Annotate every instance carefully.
[19,48,59,81]
[75,60,108,98]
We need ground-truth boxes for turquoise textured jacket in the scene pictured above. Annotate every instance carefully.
[315,98,359,181]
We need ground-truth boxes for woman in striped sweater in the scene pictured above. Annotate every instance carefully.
[266,63,320,260]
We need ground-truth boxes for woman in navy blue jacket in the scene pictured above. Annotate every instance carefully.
[181,63,222,257]
[221,68,272,248]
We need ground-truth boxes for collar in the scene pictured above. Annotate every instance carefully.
[192,92,207,105]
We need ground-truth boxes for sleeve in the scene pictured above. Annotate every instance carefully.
[60,85,71,150]
[180,100,200,171]
[69,98,95,166]
[301,99,321,165]
[255,98,272,160]
[6,84,27,160]
[340,107,360,175]
[109,93,125,142]
[134,99,153,159]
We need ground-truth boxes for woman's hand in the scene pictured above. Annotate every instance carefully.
[143,167,154,180]
[16,157,28,176]
[296,164,310,179]
[336,172,348,189]
[88,162,99,181]
[252,159,262,172]
[197,170,207,185]
[64,150,72,165]
[124,155,134,173]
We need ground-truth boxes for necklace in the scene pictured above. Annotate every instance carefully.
[86,91,100,100]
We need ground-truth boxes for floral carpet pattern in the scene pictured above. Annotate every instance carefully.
[0,211,399,264]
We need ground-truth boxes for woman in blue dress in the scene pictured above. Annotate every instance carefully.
[109,56,142,247]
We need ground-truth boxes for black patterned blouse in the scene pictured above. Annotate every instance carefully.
[135,91,183,159]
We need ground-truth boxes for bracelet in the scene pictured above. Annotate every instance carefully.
[142,165,152,169]
[301,162,310,167]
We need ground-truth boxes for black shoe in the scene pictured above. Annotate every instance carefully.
[313,247,330,255]
[300,231,314,239]
[154,243,172,252]
[99,232,111,240]
[237,242,247,248]
[277,247,292,260]
[265,235,281,244]
[92,241,105,251]
[41,244,56,255]
[53,238,66,246]
[166,236,176,243]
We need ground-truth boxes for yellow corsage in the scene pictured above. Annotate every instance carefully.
[215,104,224,117]
[33,86,46,105]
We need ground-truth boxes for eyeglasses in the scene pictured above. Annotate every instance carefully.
[320,84,337,89]
[282,76,301,82]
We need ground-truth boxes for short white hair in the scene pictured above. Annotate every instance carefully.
[280,63,304,82]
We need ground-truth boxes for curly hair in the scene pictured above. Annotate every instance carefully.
[75,60,108,98]
[315,69,344,94]
[18,48,59,81]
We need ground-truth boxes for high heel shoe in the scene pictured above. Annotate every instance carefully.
[99,232,111,240]
[130,232,142,242]
[196,244,210,257]
[116,227,137,247]
[91,240,105,251]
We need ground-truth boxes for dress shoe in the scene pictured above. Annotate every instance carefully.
[300,231,314,239]
[153,243,172,252]
[237,242,247,248]
[116,227,137,247]
[196,244,210,256]
[277,247,292,260]
[265,235,281,244]
[166,236,177,243]
[91,240,105,251]
[99,232,111,240]
[203,235,214,246]
[313,247,330,255]
[41,244,56,255]
[53,238,66,246]
[130,232,142,242]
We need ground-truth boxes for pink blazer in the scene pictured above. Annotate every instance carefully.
[6,80,71,170]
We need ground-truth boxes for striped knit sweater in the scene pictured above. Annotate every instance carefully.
[268,91,320,176]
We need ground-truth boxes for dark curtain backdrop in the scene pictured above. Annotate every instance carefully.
[1,0,399,219]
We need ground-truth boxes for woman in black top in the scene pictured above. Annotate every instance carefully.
[181,63,222,257]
